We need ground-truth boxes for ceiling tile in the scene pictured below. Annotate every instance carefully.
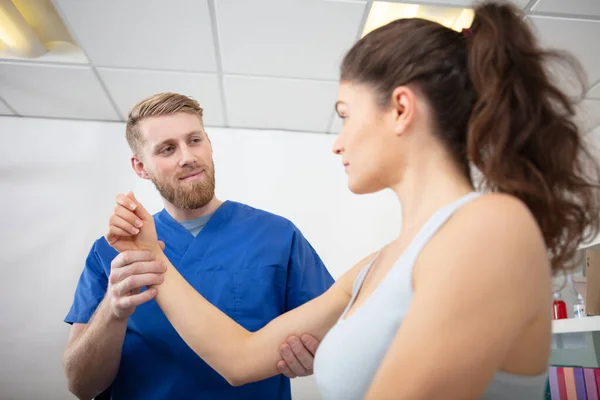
[0,63,119,120]
[385,0,529,8]
[97,68,224,126]
[55,0,216,72]
[224,75,338,132]
[589,83,600,99]
[216,0,365,80]
[531,0,600,17]
[529,17,600,91]
[0,99,13,115]
[575,99,600,133]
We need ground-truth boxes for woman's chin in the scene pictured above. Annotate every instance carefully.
[348,179,376,195]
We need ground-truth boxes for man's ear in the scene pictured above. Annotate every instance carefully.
[131,155,150,180]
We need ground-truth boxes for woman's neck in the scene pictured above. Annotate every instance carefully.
[391,150,474,237]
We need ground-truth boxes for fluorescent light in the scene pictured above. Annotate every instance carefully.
[0,0,46,58]
[0,0,76,59]
[363,1,474,37]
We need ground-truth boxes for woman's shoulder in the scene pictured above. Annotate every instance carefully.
[456,192,543,245]
[416,192,550,291]
[333,251,380,298]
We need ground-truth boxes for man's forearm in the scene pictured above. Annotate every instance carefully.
[63,298,128,399]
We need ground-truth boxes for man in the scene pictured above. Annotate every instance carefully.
[63,93,334,400]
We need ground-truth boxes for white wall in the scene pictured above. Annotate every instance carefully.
[0,116,401,400]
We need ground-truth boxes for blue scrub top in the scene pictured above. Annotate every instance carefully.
[65,200,334,400]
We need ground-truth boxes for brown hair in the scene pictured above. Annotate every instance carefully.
[341,1,600,272]
[126,92,204,155]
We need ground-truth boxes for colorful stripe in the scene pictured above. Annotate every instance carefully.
[549,367,561,399]
[565,368,577,399]
[584,369,598,400]
[574,368,588,399]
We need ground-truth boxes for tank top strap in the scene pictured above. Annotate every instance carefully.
[402,192,482,265]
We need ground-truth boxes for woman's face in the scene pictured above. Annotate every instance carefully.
[332,81,413,195]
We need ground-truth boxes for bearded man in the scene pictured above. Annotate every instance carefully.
[62,93,334,400]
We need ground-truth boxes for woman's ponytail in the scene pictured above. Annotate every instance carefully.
[466,2,600,272]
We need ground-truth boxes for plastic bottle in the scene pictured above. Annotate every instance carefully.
[573,293,586,318]
[553,292,568,320]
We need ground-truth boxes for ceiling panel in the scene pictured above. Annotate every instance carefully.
[216,0,365,80]
[0,99,13,116]
[575,99,600,134]
[224,75,338,132]
[531,0,600,17]
[589,83,600,99]
[97,68,225,126]
[55,0,217,72]
[384,0,529,8]
[0,63,119,120]
[529,17,600,90]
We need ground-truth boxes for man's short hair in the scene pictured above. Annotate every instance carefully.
[126,92,204,155]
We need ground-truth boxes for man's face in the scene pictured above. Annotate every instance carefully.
[133,112,216,210]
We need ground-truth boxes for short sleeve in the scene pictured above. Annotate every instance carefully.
[285,227,335,312]
[64,240,113,324]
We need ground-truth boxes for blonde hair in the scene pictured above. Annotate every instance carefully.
[125,92,204,155]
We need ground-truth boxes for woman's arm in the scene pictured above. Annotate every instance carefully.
[365,195,552,399]
[107,193,375,386]
[155,256,349,385]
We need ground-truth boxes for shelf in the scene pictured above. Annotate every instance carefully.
[551,317,600,368]
[553,316,600,334]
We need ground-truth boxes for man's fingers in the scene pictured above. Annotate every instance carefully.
[113,273,164,296]
[117,287,158,309]
[277,359,297,379]
[287,336,314,373]
[111,250,155,269]
[109,261,166,284]
[158,240,166,251]
[279,343,308,376]
[300,334,320,356]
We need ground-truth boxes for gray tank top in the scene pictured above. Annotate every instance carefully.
[313,192,548,399]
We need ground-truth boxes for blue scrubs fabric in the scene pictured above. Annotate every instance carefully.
[65,201,334,400]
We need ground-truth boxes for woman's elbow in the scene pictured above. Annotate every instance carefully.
[223,365,253,387]
[226,375,246,387]
[221,359,262,387]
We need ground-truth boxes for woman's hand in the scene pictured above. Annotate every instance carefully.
[105,192,161,254]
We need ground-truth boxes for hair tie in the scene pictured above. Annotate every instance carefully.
[462,28,473,37]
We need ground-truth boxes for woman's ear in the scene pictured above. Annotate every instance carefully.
[390,86,416,136]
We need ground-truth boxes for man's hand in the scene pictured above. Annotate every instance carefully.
[276,334,321,378]
[106,249,166,320]
[105,192,160,254]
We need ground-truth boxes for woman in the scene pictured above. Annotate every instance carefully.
[106,1,600,398]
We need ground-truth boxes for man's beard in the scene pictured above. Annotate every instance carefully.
[150,164,216,210]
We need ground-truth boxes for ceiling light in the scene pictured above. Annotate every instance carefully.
[363,1,474,37]
[0,0,76,59]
